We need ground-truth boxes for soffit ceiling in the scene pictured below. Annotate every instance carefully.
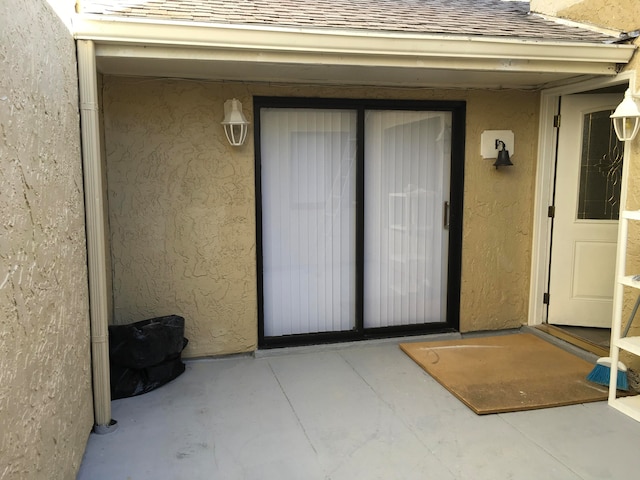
[90,51,611,90]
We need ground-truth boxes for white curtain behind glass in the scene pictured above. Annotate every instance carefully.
[260,109,358,336]
[364,110,451,328]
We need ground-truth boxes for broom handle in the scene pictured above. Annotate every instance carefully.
[622,293,640,338]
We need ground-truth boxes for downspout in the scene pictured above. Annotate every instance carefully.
[77,39,117,434]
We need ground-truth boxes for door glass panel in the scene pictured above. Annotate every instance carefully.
[363,110,451,328]
[577,109,623,220]
[260,108,357,337]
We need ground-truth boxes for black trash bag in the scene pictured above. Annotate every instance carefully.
[108,315,188,399]
[109,315,186,369]
[110,344,188,400]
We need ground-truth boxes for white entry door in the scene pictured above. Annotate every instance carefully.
[548,93,624,327]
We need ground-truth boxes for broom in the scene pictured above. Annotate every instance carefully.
[586,294,640,391]
[587,357,628,391]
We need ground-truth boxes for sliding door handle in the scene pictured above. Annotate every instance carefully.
[444,201,450,230]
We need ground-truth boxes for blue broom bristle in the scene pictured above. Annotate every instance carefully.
[586,363,610,386]
[586,362,629,391]
[618,370,630,391]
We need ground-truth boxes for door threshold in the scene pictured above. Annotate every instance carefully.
[535,324,609,358]
[254,331,462,358]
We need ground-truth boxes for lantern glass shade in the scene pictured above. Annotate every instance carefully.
[611,89,640,142]
[222,98,249,146]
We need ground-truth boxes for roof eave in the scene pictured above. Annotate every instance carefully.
[72,15,636,78]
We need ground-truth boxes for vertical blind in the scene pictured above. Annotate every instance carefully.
[260,107,451,337]
[260,108,358,336]
[363,110,451,328]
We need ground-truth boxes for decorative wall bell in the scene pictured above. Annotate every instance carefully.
[493,139,513,169]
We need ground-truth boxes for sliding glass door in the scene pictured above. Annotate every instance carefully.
[256,98,463,346]
[364,110,450,328]
[260,108,358,337]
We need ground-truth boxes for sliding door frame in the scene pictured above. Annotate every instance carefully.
[255,97,465,348]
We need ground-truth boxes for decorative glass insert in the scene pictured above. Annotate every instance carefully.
[577,109,624,220]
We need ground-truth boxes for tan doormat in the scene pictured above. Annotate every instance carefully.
[400,333,610,415]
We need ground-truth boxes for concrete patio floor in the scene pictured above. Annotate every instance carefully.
[78,333,640,479]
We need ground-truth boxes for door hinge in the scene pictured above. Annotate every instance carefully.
[554,115,561,128]
[548,205,555,218]
[543,292,550,305]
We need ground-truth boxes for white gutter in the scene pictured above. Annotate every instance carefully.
[72,15,635,76]
[77,39,117,435]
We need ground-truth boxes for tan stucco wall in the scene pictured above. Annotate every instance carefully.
[0,1,93,479]
[618,41,640,359]
[103,77,539,356]
[103,78,259,357]
[461,90,539,331]
[623,58,640,209]
[530,0,581,14]
[531,0,639,32]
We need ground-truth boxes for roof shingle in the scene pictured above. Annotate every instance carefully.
[78,0,617,42]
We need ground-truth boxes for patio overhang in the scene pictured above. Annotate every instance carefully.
[72,15,636,89]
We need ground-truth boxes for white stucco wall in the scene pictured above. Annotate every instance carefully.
[0,1,94,478]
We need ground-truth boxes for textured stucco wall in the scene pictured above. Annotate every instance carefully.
[618,42,640,362]
[0,1,93,479]
[460,90,539,331]
[103,77,538,356]
[530,0,585,16]
[103,79,259,357]
[531,0,639,32]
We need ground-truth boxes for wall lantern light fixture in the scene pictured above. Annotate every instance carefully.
[493,139,513,169]
[611,89,640,142]
[221,98,249,146]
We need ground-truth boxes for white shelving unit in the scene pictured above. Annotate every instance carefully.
[609,209,640,422]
